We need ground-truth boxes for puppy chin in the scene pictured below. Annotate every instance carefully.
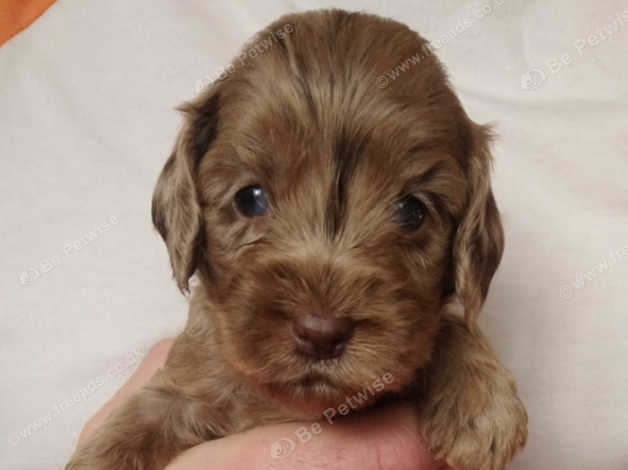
[256,373,400,420]
[264,382,346,419]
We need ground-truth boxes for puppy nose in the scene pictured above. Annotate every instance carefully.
[292,314,354,359]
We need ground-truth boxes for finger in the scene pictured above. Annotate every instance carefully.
[167,403,442,470]
[77,338,175,446]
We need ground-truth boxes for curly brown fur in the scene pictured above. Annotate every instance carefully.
[67,9,526,470]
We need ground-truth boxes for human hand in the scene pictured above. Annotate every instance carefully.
[77,339,443,470]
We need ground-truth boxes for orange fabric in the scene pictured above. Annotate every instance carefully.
[0,0,57,47]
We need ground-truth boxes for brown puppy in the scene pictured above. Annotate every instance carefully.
[67,9,527,470]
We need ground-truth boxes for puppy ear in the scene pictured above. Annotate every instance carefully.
[453,123,504,328]
[151,92,220,292]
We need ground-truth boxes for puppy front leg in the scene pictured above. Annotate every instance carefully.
[65,373,215,470]
[416,314,527,470]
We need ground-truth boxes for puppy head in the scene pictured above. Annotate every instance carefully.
[152,10,503,414]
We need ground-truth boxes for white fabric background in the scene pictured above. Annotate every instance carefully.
[1,1,627,469]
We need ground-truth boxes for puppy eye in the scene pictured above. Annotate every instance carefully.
[395,194,426,231]
[235,184,268,217]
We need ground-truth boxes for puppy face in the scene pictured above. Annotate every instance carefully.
[152,10,503,414]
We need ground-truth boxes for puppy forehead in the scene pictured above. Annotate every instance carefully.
[202,10,468,214]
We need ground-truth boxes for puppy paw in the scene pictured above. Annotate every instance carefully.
[417,315,528,470]
[421,380,527,470]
